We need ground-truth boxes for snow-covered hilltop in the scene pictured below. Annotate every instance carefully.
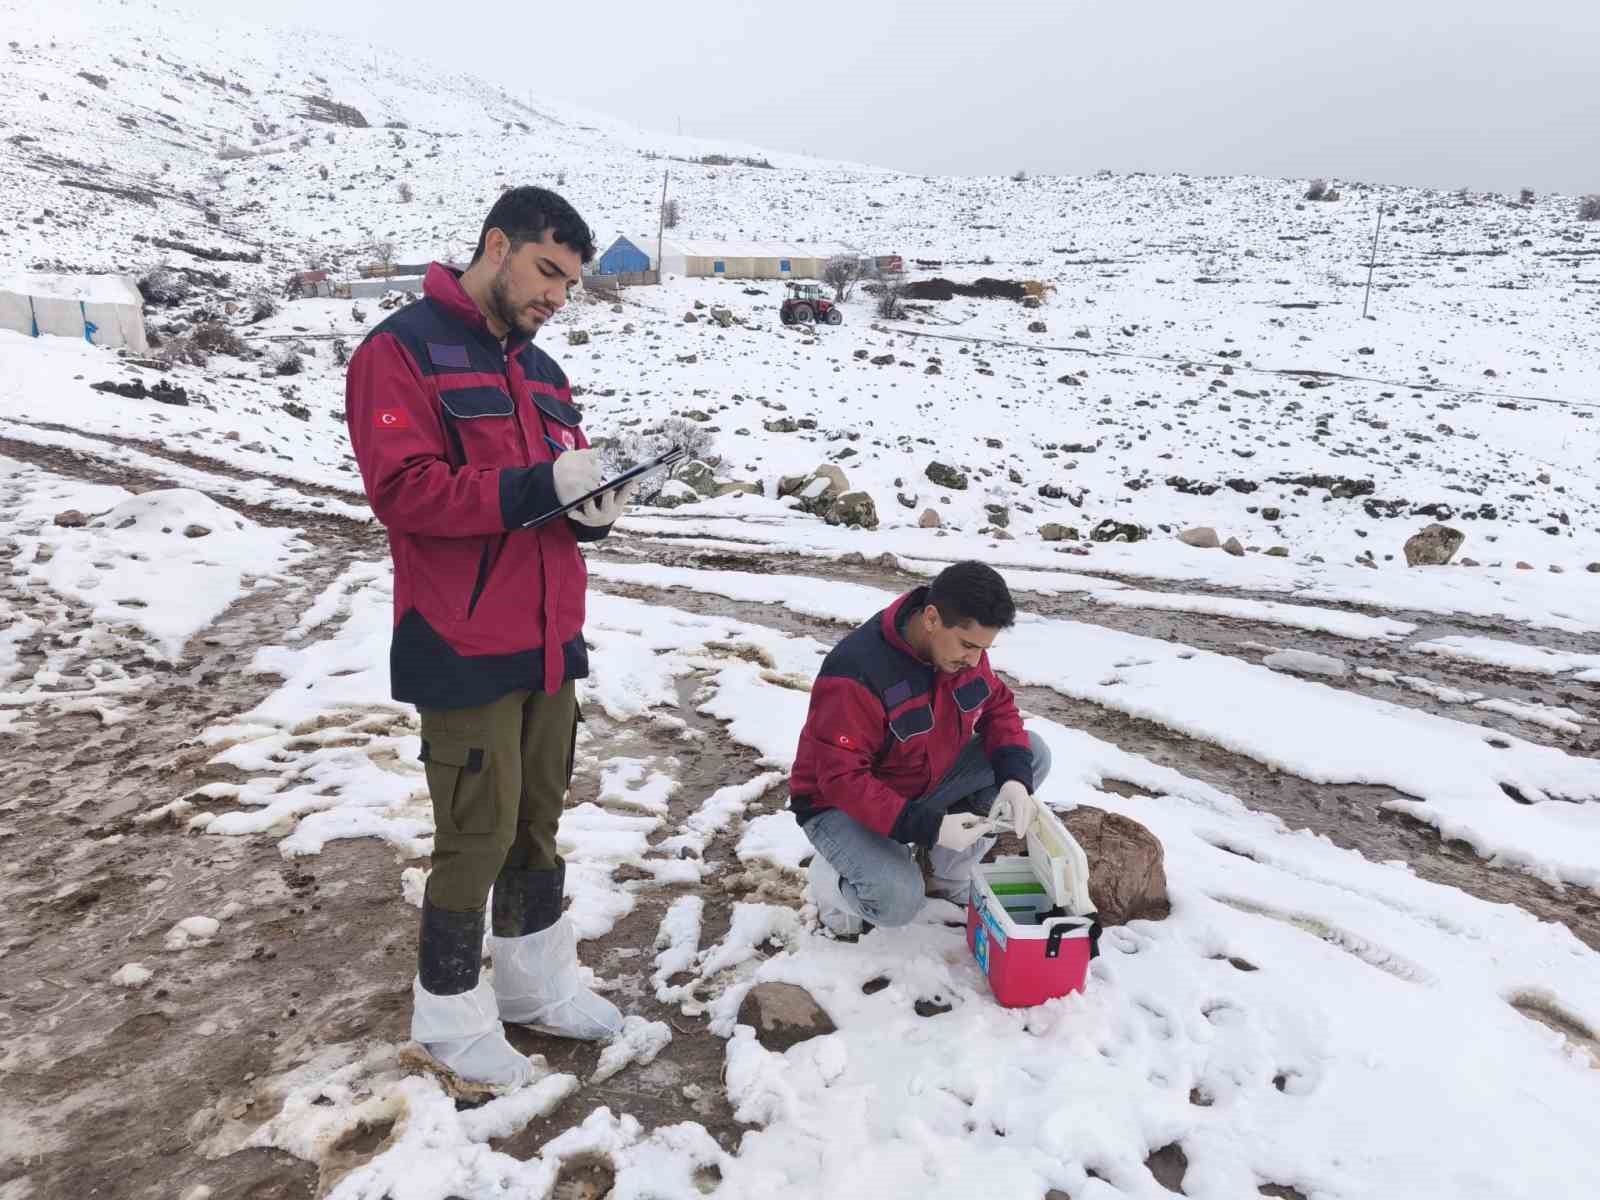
[4,0,1599,570]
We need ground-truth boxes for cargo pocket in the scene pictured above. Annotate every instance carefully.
[420,739,496,836]
[566,704,581,789]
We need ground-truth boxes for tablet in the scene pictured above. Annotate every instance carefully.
[521,445,690,528]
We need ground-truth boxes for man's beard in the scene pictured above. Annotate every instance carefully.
[488,264,543,338]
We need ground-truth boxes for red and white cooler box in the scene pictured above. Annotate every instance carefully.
[966,804,1101,1007]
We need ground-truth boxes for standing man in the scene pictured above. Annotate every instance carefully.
[788,562,1052,935]
[346,187,629,1088]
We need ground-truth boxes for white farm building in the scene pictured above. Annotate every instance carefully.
[595,235,855,281]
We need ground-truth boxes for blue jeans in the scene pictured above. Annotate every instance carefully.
[802,731,1052,928]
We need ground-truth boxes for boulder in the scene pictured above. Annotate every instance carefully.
[183,524,212,539]
[763,417,800,434]
[925,461,969,490]
[918,508,942,529]
[715,481,763,498]
[1090,519,1147,543]
[813,464,849,499]
[1261,507,1281,521]
[566,329,590,346]
[1404,523,1465,567]
[53,509,89,528]
[1027,320,1047,333]
[1021,295,1042,309]
[1178,526,1220,549]
[737,982,837,1052]
[1222,536,1245,556]
[709,306,735,327]
[1038,522,1079,542]
[983,503,1010,529]
[1059,806,1170,925]
[677,460,718,497]
[1588,562,1600,573]
[870,353,896,366]
[777,473,811,498]
[683,311,698,323]
[1265,546,1289,557]
[826,491,879,530]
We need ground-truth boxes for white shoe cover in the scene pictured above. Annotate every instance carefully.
[806,854,865,936]
[489,918,623,1040]
[410,977,534,1089]
[926,834,997,905]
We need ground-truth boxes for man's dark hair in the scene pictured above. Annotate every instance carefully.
[928,561,1016,630]
[472,186,596,265]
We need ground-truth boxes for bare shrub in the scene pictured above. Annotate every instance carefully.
[332,338,350,367]
[1304,178,1328,201]
[822,254,863,302]
[398,180,414,203]
[1520,187,1535,205]
[873,277,905,320]
[597,417,715,502]
[1580,195,1600,221]
[249,293,278,323]
[663,197,681,229]
[1011,168,1028,182]
[273,348,304,376]
[138,265,190,306]
[190,321,247,356]
[318,164,329,181]
[154,331,208,367]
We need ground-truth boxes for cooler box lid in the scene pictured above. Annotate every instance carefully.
[1026,804,1092,915]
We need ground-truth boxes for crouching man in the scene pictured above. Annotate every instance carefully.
[345,187,632,1088]
[788,562,1052,934]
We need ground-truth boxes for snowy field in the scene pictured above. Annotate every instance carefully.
[2,2,1599,1198]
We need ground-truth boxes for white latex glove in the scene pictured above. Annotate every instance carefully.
[936,813,990,852]
[552,448,604,507]
[990,781,1039,839]
[569,481,636,528]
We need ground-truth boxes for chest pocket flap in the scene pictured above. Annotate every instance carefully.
[888,703,934,742]
[439,385,513,420]
[954,675,991,713]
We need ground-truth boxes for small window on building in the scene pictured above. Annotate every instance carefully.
[713,260,725,274]
[780,259,791,272]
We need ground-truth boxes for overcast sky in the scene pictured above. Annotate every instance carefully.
[245,0,1596,194]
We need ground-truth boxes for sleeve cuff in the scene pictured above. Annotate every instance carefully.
[570,518,613,542]
[889,799,943,850]
[498,464,560,529]
[991,745,1035,793]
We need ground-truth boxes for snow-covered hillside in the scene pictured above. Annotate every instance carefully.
[3,3,1599,1199]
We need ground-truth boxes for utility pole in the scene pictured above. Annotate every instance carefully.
[1361,204,1386,320]
[656,168,669,283]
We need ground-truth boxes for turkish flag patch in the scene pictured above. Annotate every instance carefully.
[836,733,857,750]
[375,408,409,429]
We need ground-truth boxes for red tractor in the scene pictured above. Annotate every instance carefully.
[780,281,843,326]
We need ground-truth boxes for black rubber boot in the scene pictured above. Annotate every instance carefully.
[490,857,565,938]
[417,896,485,996]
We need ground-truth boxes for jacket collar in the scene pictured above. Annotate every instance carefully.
[881,588,930,662]
[423,262,529,357]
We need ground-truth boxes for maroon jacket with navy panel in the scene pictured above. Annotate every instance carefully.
[345,263,604,710]
[789,588,1033,848]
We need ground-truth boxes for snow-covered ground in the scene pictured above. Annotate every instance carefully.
[2,2,1598,1198]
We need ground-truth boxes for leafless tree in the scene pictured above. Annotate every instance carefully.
[1520,187,1535,205]
[1304,178,1329,201]
[370,240,396,278]
[398,180,414,203]
[874,276,905,320]
[663,197,681,228]
[822,254,863,302]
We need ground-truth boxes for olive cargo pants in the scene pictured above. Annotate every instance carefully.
[418,683,578,912]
